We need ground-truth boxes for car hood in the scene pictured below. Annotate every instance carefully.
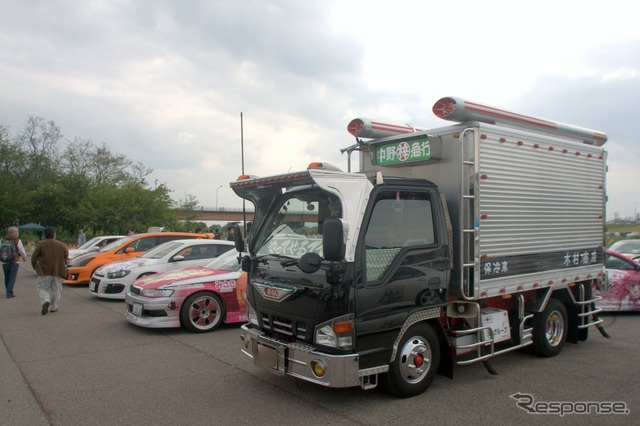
[68,249,87,258]
[99,258,159,273]
[133,267,239,289]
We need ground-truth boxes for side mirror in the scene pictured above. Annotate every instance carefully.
[172,255,185,262]
[233,224,245,252]
[125,247,135,254]
[323,219,345,261]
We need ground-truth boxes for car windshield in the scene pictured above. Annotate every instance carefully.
[76,237,101,250]
[204,250,243,272]
[100,235,136,252]
[253,188,342,259]
[610,240,640,254]
[139,241,184,259]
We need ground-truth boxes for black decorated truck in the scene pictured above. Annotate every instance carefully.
[231,96,608,398]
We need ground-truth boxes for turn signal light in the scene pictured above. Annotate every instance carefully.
[333,320,353,334]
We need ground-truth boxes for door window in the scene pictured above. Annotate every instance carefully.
[364,190,435,282]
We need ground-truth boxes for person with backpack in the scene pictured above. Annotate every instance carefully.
[31,226,68,315]
[1,226,27,298]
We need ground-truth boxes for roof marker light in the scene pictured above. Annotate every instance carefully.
[432,96,608,146]
[236,174,254,181]
[347,118,426,139]
[307,162,342,171]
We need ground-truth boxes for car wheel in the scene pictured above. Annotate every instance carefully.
[180,291,225,333]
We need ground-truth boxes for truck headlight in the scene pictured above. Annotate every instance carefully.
[247,303,259,326]
[314,314,354,350]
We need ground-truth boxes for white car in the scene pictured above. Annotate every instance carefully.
[89,239,234,300]
[68,235,125,260]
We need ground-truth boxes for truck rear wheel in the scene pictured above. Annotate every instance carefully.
[382,323,440,398]
[531,298,567,357]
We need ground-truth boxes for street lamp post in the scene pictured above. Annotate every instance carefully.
[216,185,223,210]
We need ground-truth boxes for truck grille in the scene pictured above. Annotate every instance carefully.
[260,313,308,340]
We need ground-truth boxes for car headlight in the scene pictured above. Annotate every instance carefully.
[107,270,131,279]
[140,289,174,298]
[314,314,354,350]
[71,256,95,267]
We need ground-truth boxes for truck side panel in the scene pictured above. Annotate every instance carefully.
[474,125,605,298]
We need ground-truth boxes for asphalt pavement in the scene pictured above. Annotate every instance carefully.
[1,259,638,426]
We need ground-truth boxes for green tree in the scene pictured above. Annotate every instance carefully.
[17,116,63,183]
[0,125,29,228]
[1,117,196,236]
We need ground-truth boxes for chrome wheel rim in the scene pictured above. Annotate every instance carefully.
[545,310,565,347]
[188,295,221,331]
[398,336,432,384]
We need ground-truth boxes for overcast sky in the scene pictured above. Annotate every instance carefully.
[1,0,639,221]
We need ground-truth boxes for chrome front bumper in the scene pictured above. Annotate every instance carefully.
[240,324,369,388]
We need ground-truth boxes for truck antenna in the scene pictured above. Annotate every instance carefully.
[240,112,247,237]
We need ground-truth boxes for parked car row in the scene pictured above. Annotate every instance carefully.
[88,239,234,299]
[64,232,215,286]
[61,231,247,333]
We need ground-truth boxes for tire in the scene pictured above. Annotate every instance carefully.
[180,291,225,333]
[382,323,440,398]
[531,298,567,357]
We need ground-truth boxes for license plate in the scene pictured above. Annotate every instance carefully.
[255,342,285,375]
[89,281,97,292]
[132,303,143,316]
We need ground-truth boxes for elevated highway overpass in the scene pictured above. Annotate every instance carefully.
[181,207,320,223]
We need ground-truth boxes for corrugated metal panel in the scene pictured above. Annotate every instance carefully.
[477,131,605,257]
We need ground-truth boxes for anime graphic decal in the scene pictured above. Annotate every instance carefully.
[596,250,640,311]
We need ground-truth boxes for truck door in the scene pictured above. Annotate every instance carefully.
[355,188,449,349]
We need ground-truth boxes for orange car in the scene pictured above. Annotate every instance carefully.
[63,232,212,286]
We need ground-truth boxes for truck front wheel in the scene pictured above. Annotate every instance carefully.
[531,298,567,357]
[382,323,440,398]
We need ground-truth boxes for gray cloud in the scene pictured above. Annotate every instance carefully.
[1,1,638,219]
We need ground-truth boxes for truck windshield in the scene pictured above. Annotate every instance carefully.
[254,188,342,259]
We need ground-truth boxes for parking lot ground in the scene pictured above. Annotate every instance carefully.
[1,263,638,425]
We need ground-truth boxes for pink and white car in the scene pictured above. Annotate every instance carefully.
[125,250,247,332]
[595,249,640,311]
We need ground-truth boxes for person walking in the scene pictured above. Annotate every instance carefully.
[77,228,86,247]
[31,226,68,315]
[1,226,27,298]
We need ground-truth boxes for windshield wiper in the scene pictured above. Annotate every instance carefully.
[259,253,302,267]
